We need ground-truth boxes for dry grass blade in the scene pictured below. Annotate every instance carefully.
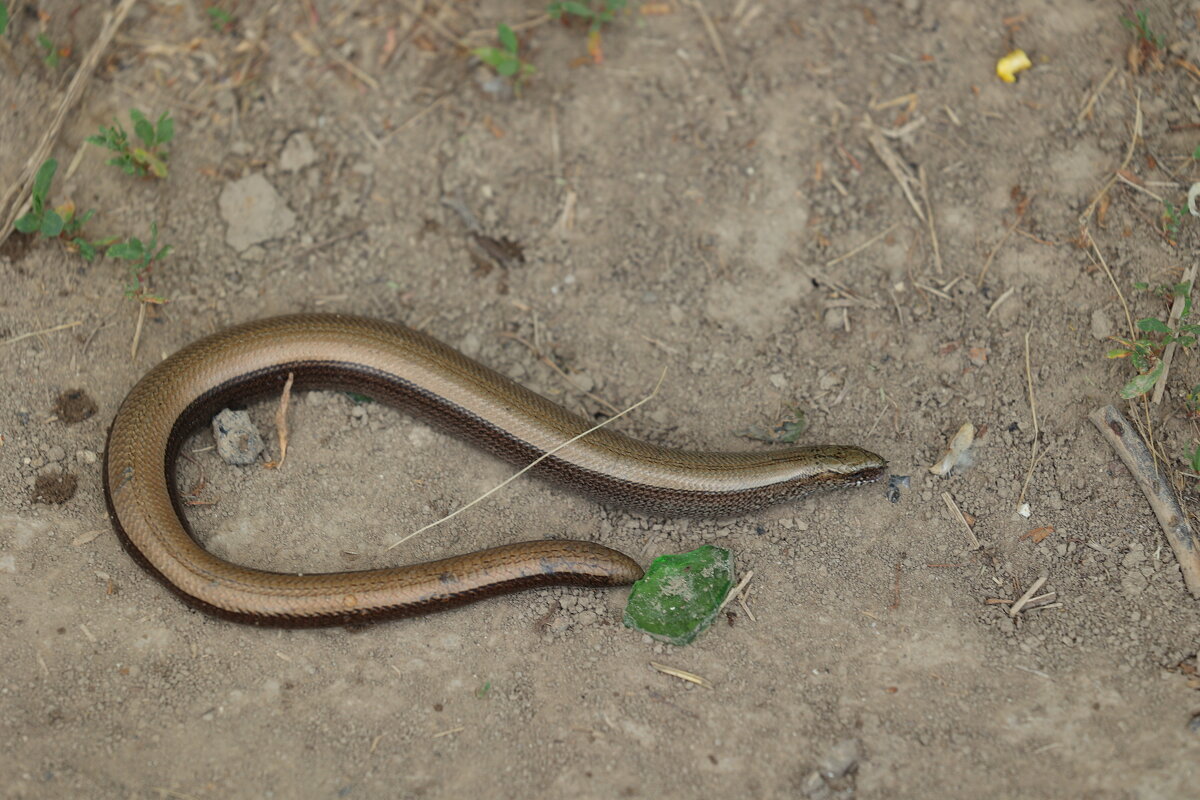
[686,0,732,83]
[1151,263,1197,405]
[1079,90,1142,228]
[942,492,981,550]
[650,662,714,689]
[866,124,926,223]
[976,203,1027,288]
[825,223,899,268]
[386,368,668,551]
[0,320,83,346]
[270,372,295,469]
[918,165,943,275]
[1016,327,1041,507]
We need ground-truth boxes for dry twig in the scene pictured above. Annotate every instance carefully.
[0,0,140,245]
[1089,405,1200,598]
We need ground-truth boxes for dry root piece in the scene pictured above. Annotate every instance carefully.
[1089,405,1200,599]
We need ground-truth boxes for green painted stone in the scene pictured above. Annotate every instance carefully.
[622,545,735,646]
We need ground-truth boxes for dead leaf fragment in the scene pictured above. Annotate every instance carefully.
[1020,525,1055,544]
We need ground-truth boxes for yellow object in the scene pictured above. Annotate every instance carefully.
[996,49,1032,83]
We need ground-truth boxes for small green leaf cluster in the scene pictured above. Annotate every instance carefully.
[1120,10,1164,50]
[206,6,234,32]
[108,222,171,302]
[36,34,61,67]
[1107,282,1200,400]
[87,110,174,178]
[1163,201,1183,238]
[14,159,109,260]
[472,24,534,85]
[548,0,627,33]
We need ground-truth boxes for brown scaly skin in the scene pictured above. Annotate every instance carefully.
[103,314,886,626]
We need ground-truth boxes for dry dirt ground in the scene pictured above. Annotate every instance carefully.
[3,1,1200,798]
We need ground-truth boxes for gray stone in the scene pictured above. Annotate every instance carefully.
[818,738,861,779]
[211,409,265,465]
[218,174,296,252]
[279,132,318,172]
[1090,308,1114,341]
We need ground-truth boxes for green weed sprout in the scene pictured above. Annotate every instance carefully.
[206,6,234,33]
[87,110,174,178]
[1107,282,1200,399]
[1163,201,1183,240]
[473,24,535,91]
[547,1,627,62]
[13,159,108,260]
[15,160,66,238]
[36,34,63,67]
[108,222,171,302]
[1,4,10,37]
[1120,10,1164,50]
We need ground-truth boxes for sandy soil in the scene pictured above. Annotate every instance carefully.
[3,1,1200,797]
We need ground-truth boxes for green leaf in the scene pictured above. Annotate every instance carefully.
[562,2,593,18]
[1105,348,1132,359]
[498,23,518,54]
[472,46,505,69]
[14,213,41,234]
[1193,145,1200,161]
[1137,318,1171,333]
[0,4,9,38]
[133,117,155,148]
[1120,361,1164,399]
[155,112,174,145]
[75,239,97,261]
[39,209,63,238]
[108,239,144,260]
[1132,281,1149,291]
[30,159,57,206]
[135,148,168,178]
[497,57,519,77]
